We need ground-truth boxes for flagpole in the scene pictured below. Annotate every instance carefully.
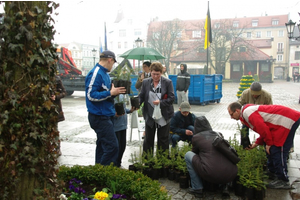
[206,1,209,74]
[204,1,212,74]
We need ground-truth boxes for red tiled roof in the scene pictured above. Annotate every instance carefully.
[246,39,272,48]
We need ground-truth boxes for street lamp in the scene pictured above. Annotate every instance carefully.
[92,48,97,65]
[135,38,143,72]
[135,37,143,48]
[285,20,300,40]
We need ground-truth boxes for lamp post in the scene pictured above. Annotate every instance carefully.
[285,19,300,40]
[266,56,276,82]
[92,48,97,65]
[135,37,143,48]
[135,37,143,71]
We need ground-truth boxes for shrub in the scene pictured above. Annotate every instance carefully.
[58,164,171,200]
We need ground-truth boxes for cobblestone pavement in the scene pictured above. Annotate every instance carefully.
[58,80,300,200]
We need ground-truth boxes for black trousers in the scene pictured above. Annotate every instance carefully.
[143,123,170,155]
[115,129,127,167]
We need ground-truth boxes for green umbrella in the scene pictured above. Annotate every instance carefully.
[119,47,165,61]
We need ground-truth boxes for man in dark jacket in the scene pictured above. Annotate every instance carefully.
[185,116,238,198]
[135,61,151,91]
[170,102,196,147]
[176,63,190,105]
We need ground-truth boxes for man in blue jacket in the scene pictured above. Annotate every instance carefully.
[170,102,196,147]
[85,50,126,166]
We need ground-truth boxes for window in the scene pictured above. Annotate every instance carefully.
[239,47,246,52]
[277,43,283,52]
[256,31,261,38]
[233,64,240,72]
[192,30,201,38]
[272,20,279,25]
[119,29,126,37]
[134,29,141,36]
[295,51,300,60]
[118,42,121,49]
[124,42,128,49]
[233,21,239,28]
[277,54,283,61]
[246,32,251,38]
[278,30,284,37]
[261,63,269,71]
[266,31,272,37]
[252,20,258,27]
[214,23,220,28]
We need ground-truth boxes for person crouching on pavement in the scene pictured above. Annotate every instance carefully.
[170,102,196,148]
[185,116,238,198]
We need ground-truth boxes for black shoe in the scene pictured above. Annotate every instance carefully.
[222,184,230,199]
[267,179,294,189]
[188,188,203,198]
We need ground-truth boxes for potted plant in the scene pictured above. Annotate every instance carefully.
[130,95,140,109]
[110,62,133,94]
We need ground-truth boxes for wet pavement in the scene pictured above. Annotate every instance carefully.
[58,80,300,200]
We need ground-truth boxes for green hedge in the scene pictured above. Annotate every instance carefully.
[58,164,171,200]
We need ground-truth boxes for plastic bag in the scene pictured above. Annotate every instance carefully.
[152,103,162,120]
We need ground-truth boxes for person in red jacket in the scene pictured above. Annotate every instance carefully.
[228,102,300,189]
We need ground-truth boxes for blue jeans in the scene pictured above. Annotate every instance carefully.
[267,118,300,181]
[88,113,119,166]
[185,151,203,190]
[171,125,194,147]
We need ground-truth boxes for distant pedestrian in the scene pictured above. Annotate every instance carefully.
[228,102,300,189]
[85,50,126,166]
[176,63,190,105]
[162,65,169,79]
[139,62,175,155]
[114,94,137,168]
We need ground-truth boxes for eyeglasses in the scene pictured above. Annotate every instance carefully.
[151,72,161,76]
[229,110,236,116]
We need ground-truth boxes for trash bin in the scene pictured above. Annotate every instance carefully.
[287,76,290,82]
[169,74,223,105]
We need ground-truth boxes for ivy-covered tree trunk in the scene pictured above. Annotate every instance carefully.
[0,2,60,199]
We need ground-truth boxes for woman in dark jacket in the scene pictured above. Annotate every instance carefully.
[139,62,175,155]
[185,116,238,197]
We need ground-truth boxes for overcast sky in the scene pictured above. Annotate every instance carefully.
[1,0,300,45]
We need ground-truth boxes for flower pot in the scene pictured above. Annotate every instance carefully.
[143,168,152,179]
[115,103,125,115]
[254,188,265,200]
[234,182,245,197]
[128,164,136,172]
[112,80,131,94]
[168,169,175,181]
[161,166,169,178]
[120,80,131,94]
[245,187,255,200]
[130,96,140,109]
[152,168,160,180]
[175,170,181,182]
[179,175,189,189]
